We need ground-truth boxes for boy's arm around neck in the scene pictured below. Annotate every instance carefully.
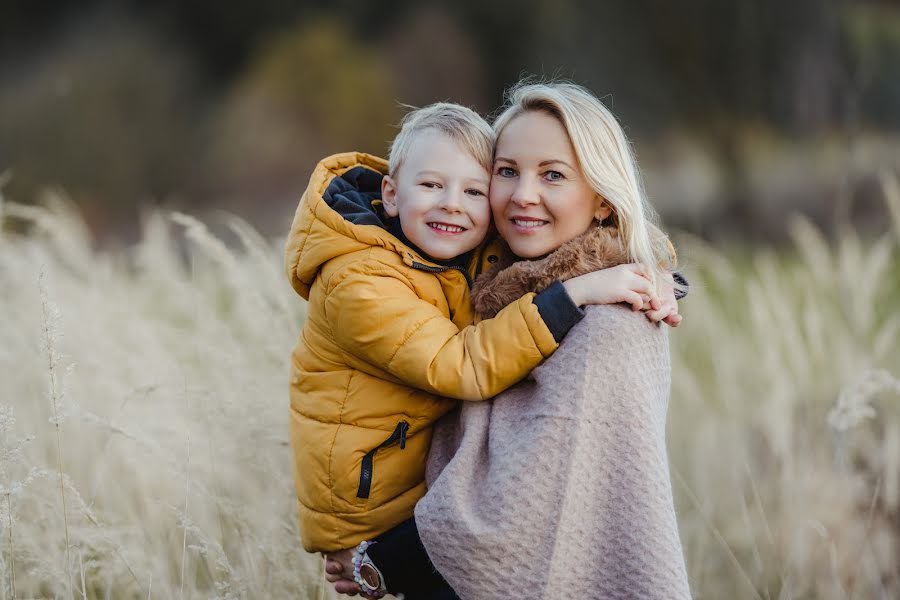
[323,260,559,401]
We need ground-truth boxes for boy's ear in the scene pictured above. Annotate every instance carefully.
[382,176,399,217]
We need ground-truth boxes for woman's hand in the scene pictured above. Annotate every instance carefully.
[644,273,682,327]
[562,263,660,312]
[323,550,363,596]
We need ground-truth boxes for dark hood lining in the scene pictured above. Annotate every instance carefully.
[322,166,387,227]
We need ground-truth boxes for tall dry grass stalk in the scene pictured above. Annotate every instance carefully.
[0,195,322,598]
[0,403,28,600]
[38,271,72,596]
[669,173,900,599]
[0,174,897,598]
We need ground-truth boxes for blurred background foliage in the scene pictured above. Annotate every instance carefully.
[1,0,899,241]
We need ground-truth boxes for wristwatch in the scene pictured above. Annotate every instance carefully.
[352,541,388,597]
[358,555,386,593]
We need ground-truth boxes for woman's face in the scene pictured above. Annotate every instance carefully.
[490,110,610,258]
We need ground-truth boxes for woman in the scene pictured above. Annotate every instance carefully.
[328,81,690,599]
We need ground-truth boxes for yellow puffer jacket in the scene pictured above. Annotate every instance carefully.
[285,152,560,552]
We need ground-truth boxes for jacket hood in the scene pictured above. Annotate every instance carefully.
[286,152,417,299]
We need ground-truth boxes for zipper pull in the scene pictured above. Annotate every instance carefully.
[356,420,410,499]
[399,421,408,449]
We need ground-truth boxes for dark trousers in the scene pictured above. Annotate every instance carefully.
[366,518,461,600]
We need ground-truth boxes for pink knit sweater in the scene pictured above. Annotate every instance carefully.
[414,230,691,599]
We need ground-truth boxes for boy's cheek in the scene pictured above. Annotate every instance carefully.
[471,222,493,246]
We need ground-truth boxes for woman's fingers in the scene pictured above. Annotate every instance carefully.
[334,579,361,595]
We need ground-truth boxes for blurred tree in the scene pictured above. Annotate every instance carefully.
[204,18,398,228]
[519,0,676,132]
[1,0,898,239]
[0,12,202,234]
[380,5,489,111]
[846,3,900,129]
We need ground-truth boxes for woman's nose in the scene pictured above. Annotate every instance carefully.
[510,178,539,207]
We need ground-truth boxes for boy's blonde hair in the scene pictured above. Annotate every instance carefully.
[493,81,677,290]
[388,102,495,177]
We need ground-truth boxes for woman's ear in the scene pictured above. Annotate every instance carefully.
[382,175,399,217]
[594,197,613,222]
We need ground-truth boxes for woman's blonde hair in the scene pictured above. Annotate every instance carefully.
[493,80,677,290]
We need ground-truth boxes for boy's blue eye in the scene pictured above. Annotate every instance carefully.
[421,182,441,189]
[465,188,486,197]
[496,167,516,177]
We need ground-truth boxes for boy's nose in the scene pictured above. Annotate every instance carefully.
[438,191,464,212]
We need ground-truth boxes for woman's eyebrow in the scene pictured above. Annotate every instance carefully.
[494,157,516,164]
[538,159,574,169]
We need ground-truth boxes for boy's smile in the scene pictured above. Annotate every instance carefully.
[381,129,491,261]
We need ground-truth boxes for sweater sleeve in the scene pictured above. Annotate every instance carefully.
[324,263,559,401]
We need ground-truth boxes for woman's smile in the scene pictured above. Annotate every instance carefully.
[509,216,550,232]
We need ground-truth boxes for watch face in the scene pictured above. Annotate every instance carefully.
[360,563,380,588]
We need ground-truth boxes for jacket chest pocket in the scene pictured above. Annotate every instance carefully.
[356,420,409,499]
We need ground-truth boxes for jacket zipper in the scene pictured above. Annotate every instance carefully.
[356,420,409,499]
[410,261,474,289]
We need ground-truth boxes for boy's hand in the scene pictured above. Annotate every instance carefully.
[562,263,660,312]
[644,273,682,327]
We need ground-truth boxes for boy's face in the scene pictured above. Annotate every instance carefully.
[382,130,491,261]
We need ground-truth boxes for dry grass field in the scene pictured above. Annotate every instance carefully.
[0,177,898,599]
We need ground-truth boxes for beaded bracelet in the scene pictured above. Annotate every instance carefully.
[351,540,387,598]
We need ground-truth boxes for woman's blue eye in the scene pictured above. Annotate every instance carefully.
[496,167,516,177]
[545,170,564,182]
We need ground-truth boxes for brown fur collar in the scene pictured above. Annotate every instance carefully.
[471,226,630,318]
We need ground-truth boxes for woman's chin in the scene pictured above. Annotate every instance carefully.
[506,240,551,258]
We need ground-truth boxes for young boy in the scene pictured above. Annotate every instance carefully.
[284,104,591,595]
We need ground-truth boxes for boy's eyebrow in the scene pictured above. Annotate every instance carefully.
[415,169,445,177]
[416,170,489,184]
